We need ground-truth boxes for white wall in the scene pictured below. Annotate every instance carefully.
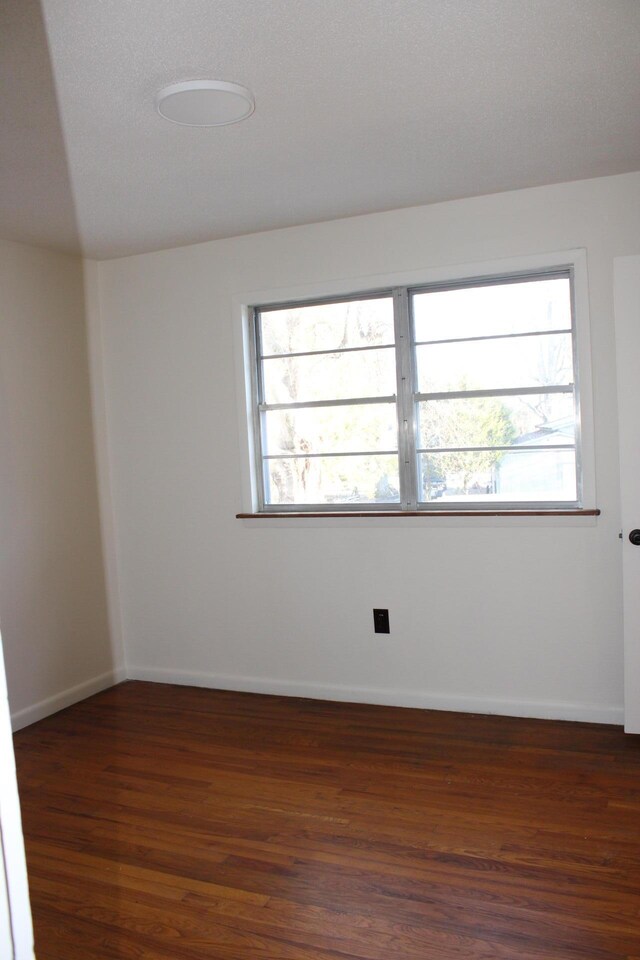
[97,172,640,723]
[0,240,122,729]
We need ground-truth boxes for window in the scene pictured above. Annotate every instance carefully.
[248,267,586,513]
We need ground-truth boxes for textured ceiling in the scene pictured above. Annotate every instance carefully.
[2,0,640,259]
[0,0,80,253]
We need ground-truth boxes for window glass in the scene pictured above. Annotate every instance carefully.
[419,449,577,503]
[265,455,400,505]
[412,277,571,343]
[415,333,573,394]
[412,273,576,506]
[263,404,397,457]
[417,393,576,450]
[260,297,394,355]
[262,348,396,405]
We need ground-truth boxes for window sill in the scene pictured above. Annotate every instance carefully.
[237,508,600,519]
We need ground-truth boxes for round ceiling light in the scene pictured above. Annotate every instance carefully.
[156,80,255,127]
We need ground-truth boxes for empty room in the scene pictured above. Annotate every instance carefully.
[1,1,640,958]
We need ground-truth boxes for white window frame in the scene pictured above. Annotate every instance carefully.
[234,249,596,516]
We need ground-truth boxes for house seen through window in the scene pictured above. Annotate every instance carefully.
[250,269,580,511]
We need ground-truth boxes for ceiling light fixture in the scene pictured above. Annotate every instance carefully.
[156,80,255,127]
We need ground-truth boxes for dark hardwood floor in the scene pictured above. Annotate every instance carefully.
[13,681,640,960]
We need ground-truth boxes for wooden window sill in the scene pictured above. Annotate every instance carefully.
[237,509,600,519]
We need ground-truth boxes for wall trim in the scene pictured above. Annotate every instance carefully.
[10,668,126,732]
[127,666,624,726]
[8,664,624,730]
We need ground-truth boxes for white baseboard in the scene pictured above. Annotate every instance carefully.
[10,667,127,731]
[9,663,624,728]
[126,665,624,725]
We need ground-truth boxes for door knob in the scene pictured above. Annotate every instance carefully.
[629,530,640,546]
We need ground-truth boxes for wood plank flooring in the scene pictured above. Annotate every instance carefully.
[13,681,640,960]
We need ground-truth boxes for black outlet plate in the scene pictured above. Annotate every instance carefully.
[373,608,390,634]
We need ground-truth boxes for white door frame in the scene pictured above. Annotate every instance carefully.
[0,631,34,960]
[614,255,640,734]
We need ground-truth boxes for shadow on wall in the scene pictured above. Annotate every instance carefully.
[0,0,120,729]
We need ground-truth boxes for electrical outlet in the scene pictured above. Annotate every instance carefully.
[373,608,390,634]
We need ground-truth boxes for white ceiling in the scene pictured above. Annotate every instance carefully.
[2,0,640,260]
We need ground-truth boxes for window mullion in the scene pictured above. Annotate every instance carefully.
[568,266,584,507]
[259,395,397,412]
[250,308,269,509]
[393,288,418,510]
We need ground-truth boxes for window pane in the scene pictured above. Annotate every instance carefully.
[416,332,573,394]
[265,454,400,505]
[418,393,576,450]
[419,449,577,503]
[412,277,571,343]
[263,403,397,457]
[262,347,396,404]
[260,297,394,356]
